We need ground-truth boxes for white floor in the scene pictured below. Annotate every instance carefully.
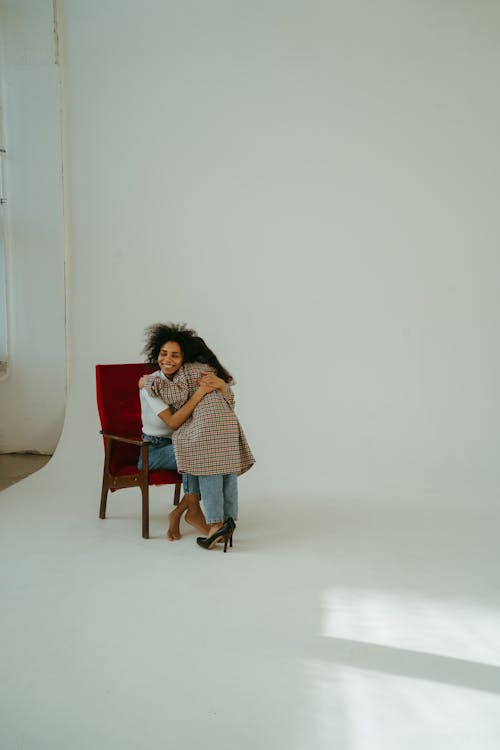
[1,462,500,749]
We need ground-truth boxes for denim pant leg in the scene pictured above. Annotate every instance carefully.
[222,473,238,521]
[198,474,238,524]
[138,439,177,471]
[182,473,200,494]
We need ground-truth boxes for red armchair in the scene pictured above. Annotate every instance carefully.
[96,363,181,539]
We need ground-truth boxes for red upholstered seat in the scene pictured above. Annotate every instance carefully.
[96,363,182,539]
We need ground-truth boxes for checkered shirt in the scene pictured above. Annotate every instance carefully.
[144,361,255,477]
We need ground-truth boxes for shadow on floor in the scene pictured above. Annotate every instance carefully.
[0,453,52,491]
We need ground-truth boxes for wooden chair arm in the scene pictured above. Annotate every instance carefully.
[100,431,145,446]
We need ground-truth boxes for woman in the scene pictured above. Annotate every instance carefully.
[141,323,255,551]
[139,333,227,540]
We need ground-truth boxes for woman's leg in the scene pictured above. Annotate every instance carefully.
[139,446,206,540]
[167,493,209,540]
[167,473,208,540]
[174,474,209,536]
[146,440,177,470]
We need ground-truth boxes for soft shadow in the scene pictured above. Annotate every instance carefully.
[314,636,500,695]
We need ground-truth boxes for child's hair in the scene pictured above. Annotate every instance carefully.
[142,322,234,383]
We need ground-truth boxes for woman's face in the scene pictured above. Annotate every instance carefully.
[157,340,184,378]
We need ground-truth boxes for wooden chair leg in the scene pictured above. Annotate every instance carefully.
[100,437,112,520]
[174,483,181,506]
[141,484,150,539]
[139,443,150,539]
[99,476,109,519]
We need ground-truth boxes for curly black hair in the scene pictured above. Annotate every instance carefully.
[142,322,234,383]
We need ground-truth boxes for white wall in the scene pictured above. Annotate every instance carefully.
[0,0,66,453]
[56,0,499,503]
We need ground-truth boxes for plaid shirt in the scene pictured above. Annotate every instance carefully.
[145,361,255,476]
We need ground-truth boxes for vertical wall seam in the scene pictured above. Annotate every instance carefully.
[53,0,71,401]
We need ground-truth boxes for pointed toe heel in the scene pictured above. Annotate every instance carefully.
[197,519,235,552]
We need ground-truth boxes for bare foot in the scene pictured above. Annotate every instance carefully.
[167,507,184,541]
[185,508,210,536]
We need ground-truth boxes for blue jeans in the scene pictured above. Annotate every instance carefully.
[183,473,238,524]
[138,435,177,471]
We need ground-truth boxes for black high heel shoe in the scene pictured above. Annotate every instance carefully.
[214,517,236,547]
[197,519,234,552]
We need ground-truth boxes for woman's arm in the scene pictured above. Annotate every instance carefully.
[156,383,215,429]
[155,374,234,428]
[139,370,218,430]
[199,372,235,408]
[139,364,231,430]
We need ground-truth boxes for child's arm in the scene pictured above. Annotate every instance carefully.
[145,372,189,410]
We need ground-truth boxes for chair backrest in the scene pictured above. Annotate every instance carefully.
[96,363,157,469]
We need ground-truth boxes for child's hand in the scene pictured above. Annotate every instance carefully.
[138,375,149,389]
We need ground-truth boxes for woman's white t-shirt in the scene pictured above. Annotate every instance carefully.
[140,369,174,437]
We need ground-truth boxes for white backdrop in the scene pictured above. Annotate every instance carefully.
[0,0,66,453]
[2,8,500,747]
[56,0,499,503]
